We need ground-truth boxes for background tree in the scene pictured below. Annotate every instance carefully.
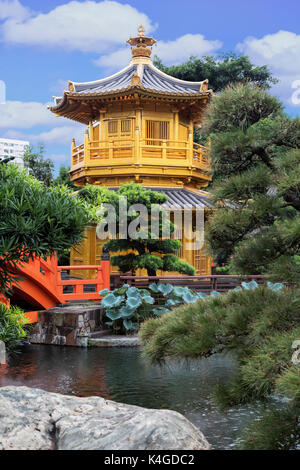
[23,144,54,186]
[54,165,76,189]
[0,163,89,297]
[154,53,277,92]
[155,53,277,145]
[101,183,195,276]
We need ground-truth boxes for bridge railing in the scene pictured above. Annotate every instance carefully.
[56,264,110,301]
[10,254,110,305]
[116,274,265,294]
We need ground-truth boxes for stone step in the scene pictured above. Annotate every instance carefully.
[88,329,113,338]
[88,335,141,347]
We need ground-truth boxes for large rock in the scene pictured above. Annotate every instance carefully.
[0,386,210,450]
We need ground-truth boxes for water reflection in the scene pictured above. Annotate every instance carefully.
[0,344,265,449]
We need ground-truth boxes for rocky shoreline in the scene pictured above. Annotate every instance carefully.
[0,386,211,450]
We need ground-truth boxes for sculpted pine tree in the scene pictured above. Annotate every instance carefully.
[101,183,195,276]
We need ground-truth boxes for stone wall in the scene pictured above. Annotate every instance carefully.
[30,305,106,347]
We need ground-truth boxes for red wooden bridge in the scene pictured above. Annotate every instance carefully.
[0,255,110,322]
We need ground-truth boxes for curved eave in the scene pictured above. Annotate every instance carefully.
[147,62,205,88]
[68,63,206,93]
[49,85,210,117]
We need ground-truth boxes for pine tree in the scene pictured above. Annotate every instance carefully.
[204,83,300,279]
[101,183,195,276]
[140,84,300,449]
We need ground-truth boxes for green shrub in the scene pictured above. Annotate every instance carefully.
[0,303,29,351]
[100,282,214,332]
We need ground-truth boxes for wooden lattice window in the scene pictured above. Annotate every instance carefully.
[146,120,170,145]
[107,119,132,137]
[121,119,131,134]
[108,120,118,135]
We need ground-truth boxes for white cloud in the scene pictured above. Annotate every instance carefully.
[156,34,222,65]
[0,100,57,128]
[237,30,300,106]
[1,1,156,53]
[96,33,222,69]
[0,0,30,21]
[4,125,84,146]
[27,125,84,146]
[0,99,84,148]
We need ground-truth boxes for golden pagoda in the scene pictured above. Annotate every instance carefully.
[49,26,213,276]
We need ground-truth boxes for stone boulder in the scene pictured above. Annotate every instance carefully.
[0,386,210,450]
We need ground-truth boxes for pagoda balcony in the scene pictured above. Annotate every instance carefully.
[70,135,211,187]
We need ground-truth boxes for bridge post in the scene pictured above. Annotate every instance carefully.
[101,244,110,290]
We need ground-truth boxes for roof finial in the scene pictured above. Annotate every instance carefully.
[127,26,156,60]
[138,25,145,37]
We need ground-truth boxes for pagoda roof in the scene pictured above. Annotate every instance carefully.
[69,63,205,96]
[50,63,211,118]
[109,186,212,210]
[49,27,212,124]
[148,187,212,210]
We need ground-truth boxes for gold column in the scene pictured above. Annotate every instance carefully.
[84,129,90,165]
[188,122,193,165]
[135,107,142,164]
[173,109,179,147]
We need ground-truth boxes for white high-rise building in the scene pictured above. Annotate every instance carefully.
[0,138,29,168]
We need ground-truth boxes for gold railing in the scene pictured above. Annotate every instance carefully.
[140,139,189,160]
[71,144,84,166]
[89,138,134,159]
[193,142,210,169]
[71,138,210,170]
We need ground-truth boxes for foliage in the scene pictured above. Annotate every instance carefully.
[237,404,300,450]
[0,163,89,296]
[53,165,76,189]
[153,53,277,92]
[148,282,210,313]
[140,82,300,450]
[101,183,195,276]
[0,156,15,164]
[140,283,300,449]
[100,282,210,332]
[100,285,155,332]
[23,144,54,186]
[77,183,111,223]
[0,302,29,351]
[203,84,300,275]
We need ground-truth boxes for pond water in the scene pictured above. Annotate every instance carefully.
[0,344,266,449]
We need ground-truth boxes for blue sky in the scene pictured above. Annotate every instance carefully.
[0,0,300,173]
